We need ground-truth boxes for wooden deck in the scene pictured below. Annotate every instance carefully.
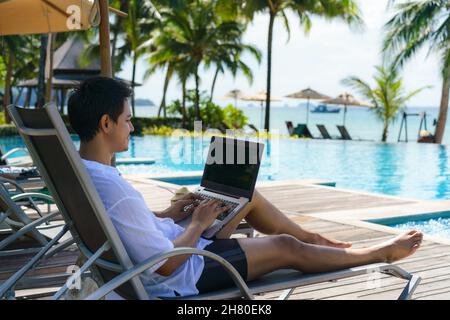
[3,178,450,300]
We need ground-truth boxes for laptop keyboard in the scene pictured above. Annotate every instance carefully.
[183,193,239,221]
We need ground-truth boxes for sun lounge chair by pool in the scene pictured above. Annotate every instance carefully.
[2,103,421,300]
[316,124,332,140]
[336,125,373,142]
[294,124,314,139]
[0,181,74,297]
[285,121,294,136]
[337,125,352,140]
[0,148,33,167]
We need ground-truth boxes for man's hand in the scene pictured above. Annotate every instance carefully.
[160,193,202,222]
[190,199,231,231]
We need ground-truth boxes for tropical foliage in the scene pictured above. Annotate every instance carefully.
[241,0,363,131]
[384,0,450,143]
[167,90,248,131]
[343,63,427,142]
[145,0,260,123]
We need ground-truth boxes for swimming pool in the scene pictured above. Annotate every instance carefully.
[1,134,449,200]
[369,212,450,240]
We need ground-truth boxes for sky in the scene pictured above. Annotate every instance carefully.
[118,0,442,108]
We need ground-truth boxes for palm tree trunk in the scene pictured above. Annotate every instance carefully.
[182,79,187,128]
[131,52,137,117]
[195,64,201,121]
[264,12,276,132]
[382,123,388,142]
[209,67,220,102]
[158,64,173,118]
[111,20,121,77]
[434,72,450,144]
[3,47,14,123]
[45,33,55,105]
[36,34,48,108]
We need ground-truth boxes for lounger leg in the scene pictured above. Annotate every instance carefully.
[0,225,69,299]
[381,265,421,300]
[277,288,295,300]
[53,241,111,300]
[398,275,421,300]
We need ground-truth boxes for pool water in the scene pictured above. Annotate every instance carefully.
[370,212,450,239]
[1,134,450,200]
[392,218,450,239]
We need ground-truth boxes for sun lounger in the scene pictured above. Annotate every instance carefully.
[316,124,332,139]
[0,148,33,167]
[336,125,373,142]
[294,124,314,139]
[285,121,294,136]
[0,180,74,298]
[337,125,352,140]
[3,103,421,300]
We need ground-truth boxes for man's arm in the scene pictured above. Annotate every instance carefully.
[155,223,204,276]
[155,200,230,277]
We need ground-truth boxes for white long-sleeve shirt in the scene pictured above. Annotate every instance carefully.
[82,159,212,298]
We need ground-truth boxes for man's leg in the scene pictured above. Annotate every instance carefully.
[237,231,422,281]
[216,190,350,248]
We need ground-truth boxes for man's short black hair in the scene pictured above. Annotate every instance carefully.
[68,76,132,142]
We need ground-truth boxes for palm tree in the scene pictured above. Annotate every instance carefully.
[148,1,256,121]
[114,0,158,116]
[206,33,261,102]
[343,64,427,142]
[1,36,23,121]
[384,0,450,144]
[242,0,363,131]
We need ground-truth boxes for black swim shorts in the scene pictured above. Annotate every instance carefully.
[196,238,248,294]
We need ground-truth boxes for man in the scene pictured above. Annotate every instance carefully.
[68,77,423,298]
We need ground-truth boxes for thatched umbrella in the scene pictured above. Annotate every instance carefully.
[285,87,331,124]
[0,0,129,77]
[0,0,130,165]
[322,92,373,126]
[220,89,245,108]
[242,90,281,128]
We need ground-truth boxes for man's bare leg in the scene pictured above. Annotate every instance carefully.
[216,190,351,248]
[237,230,423,281]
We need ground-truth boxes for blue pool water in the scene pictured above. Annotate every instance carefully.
[1,134,450,200]
[370,212,450,239]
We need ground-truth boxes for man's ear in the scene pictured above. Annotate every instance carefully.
[99,114,111,133]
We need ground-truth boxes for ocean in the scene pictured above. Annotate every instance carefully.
[133,103,449,144]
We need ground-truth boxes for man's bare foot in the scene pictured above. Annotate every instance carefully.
[375,230,423,263]
[312,233,352,249]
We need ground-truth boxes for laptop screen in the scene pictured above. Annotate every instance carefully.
[201,136,264,200]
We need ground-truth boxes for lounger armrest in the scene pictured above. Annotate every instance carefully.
[0,177,26,193]
[11,192,54,204]
[0,148,29,161]
[85,247,253,300]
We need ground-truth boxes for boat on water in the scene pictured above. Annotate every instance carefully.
[310,104,340,113]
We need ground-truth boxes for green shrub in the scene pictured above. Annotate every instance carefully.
[0,124,18,136]
[167,90,247,131]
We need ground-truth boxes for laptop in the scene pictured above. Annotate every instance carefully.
[178,136,264,239]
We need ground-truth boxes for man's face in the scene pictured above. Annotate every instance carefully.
[108,100,134,153]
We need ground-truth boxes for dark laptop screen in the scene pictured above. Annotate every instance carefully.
[201,136,264,199]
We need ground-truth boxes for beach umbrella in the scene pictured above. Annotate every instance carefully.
[0,0,130,77]
[322,92,373,126]
[285,87,331,124]
[242,90,281,128]
[0,0,102,36]
[220,89,245,108]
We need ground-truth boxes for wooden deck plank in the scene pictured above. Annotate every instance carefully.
[5,179,450,300]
